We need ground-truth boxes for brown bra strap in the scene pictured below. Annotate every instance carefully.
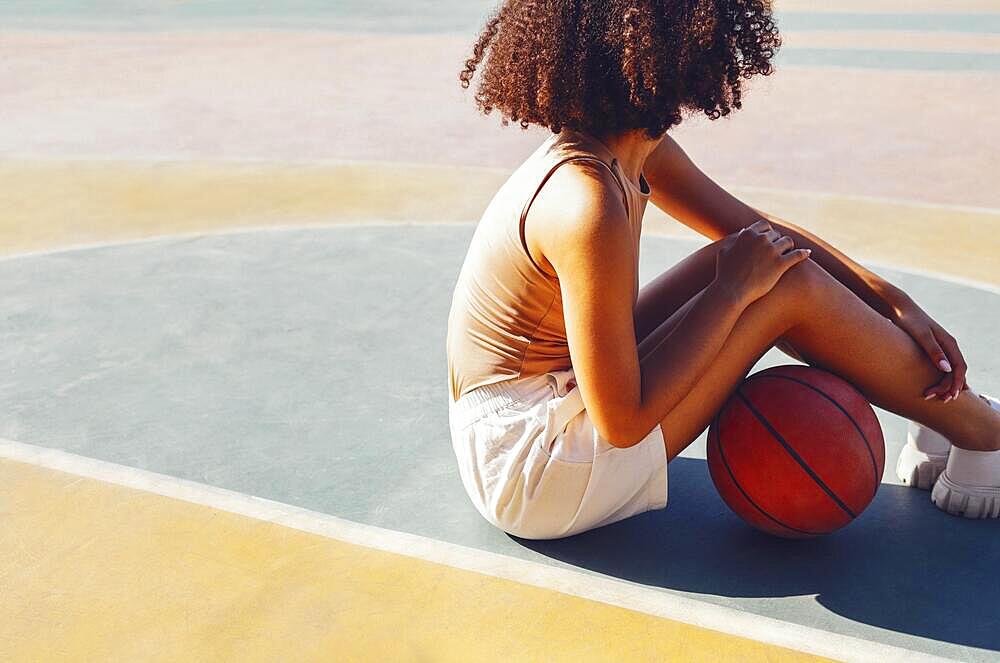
[518,155,629,279]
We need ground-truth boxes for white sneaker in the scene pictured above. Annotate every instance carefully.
[931,469,1000,519]
[930,393,1000,519]
[896,419,951,490]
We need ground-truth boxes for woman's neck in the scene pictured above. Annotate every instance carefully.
[591,128,665,186]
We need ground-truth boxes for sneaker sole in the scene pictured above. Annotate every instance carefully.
[895,443,947,490]
[931,471,1000,519]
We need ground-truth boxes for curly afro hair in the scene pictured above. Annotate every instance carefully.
[459,0,782,140]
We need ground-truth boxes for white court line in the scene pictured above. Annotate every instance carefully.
[1,221,998,296]
[860,259,1000,297]
[0,438,961,663]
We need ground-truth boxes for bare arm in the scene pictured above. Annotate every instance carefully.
[642,134,970,399]
[643,134,906,320]
[747,209,904,319]
[541,164,751,447]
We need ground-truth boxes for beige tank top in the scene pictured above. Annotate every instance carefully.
[446,128,652,403]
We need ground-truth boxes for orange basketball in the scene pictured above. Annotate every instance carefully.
[707,364,885,539]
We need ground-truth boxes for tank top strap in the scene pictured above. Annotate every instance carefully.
[557,129,634,204]
[517,150,630,280]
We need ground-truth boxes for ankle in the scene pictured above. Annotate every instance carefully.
[963,391,1000,451]
[946,445,1000,485]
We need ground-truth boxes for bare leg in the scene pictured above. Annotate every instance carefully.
[640,257,1000,462]
[635,238,804,364]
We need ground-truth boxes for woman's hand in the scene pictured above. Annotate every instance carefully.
[888,293,969,401]
[716,219,812,305]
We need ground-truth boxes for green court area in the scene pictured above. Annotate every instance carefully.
[2,224,998,661]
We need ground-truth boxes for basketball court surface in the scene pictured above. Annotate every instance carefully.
[2,2,999,661]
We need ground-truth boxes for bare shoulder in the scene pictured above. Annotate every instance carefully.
[524,160,630,279]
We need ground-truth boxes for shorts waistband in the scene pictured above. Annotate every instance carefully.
[449,373,557,430]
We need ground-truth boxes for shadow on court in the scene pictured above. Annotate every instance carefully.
[517,456,1000,653]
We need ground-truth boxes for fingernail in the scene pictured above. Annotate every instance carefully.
[924,393,935,400]
[938,359,952,372]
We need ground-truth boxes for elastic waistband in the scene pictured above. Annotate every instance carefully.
[449,372,557,430]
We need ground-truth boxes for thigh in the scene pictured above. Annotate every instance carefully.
[650,260,818,462]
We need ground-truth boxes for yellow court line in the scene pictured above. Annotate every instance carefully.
[0,454,836,663]
[1,160,997,287]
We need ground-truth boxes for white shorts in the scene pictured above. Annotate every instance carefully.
[448,366,669,540]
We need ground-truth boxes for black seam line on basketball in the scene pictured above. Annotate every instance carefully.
[736,389,857,519]
[753,374,879,496]
[713,405,820,536]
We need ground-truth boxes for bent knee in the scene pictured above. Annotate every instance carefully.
[772,255,829,299]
